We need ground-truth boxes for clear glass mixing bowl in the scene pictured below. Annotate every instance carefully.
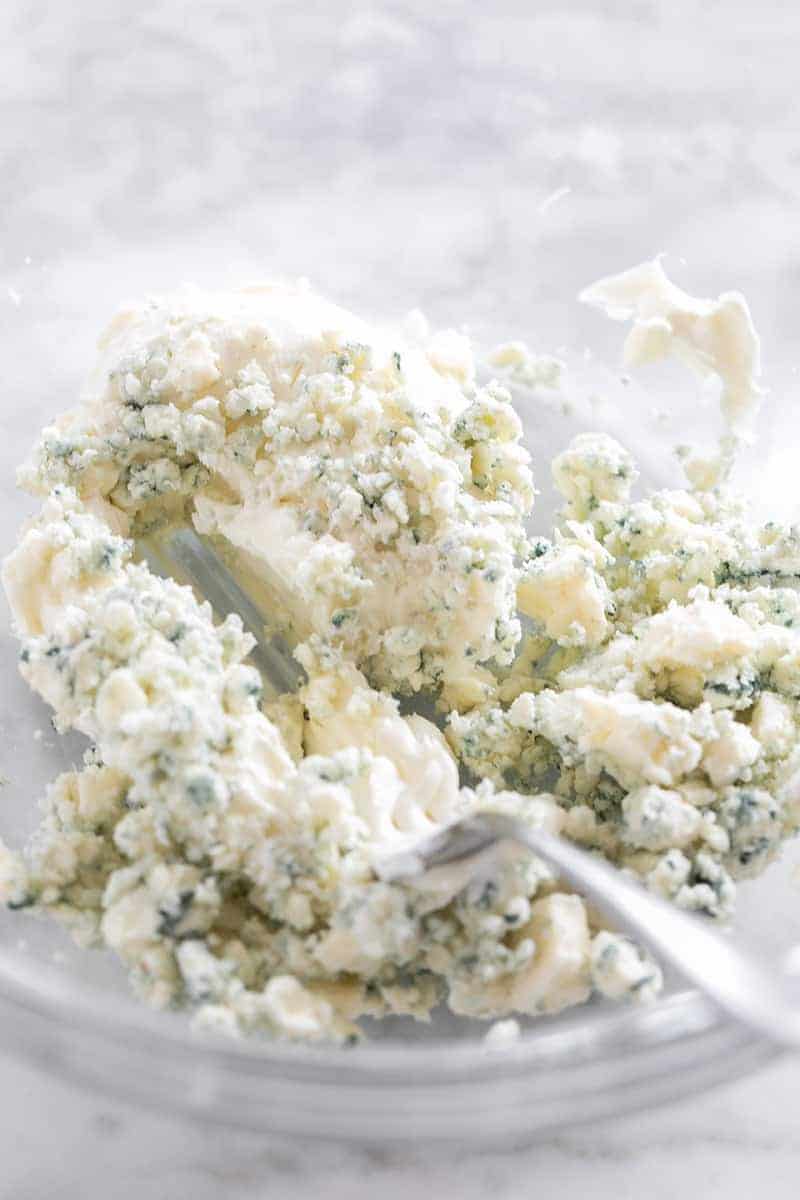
[3,0,800,1144]
[1,337,798,1144]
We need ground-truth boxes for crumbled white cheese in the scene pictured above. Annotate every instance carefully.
[0,485,594,1037]
[622,786,702,851]
[448,423,800,924]
[483,1017,521,1048]
[518,541,611,648]
[590,931,662,1003]
[487,341,564,391]
[551,432,637,521]
[20,284,533,708]
[4,268,800,1045]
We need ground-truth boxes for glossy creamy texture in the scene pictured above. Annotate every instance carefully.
[580,259,762,432]
[23,282,533,708]
[2,267,798,1043]
[580,259,763,490]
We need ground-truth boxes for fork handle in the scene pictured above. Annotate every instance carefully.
[381,813,800,1047]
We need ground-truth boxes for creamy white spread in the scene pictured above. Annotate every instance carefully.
[579,258,764,489]
[1,266,798,1043]
[17,283,532,709]
[579,258,762,433]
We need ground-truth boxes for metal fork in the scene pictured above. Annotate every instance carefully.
[376,812,800,1047]
[152,526,800,1048]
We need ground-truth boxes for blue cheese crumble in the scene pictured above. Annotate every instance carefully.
[2,271,798,1042]
[18,284,534,710]
[449,422,800,923]
[2,489,590,1036]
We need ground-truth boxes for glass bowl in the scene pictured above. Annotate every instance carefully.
[1,327,799,1145]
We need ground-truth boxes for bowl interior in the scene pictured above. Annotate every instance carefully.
[1,340,799,1057]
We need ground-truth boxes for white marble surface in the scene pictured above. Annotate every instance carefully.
[2,0,800,1195]
[2,1052,799,1199]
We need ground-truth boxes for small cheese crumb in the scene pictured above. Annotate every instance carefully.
[483,1018,521,1048]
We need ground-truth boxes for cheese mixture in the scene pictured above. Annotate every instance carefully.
[1,263,798,1043]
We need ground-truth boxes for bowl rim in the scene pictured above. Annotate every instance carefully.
[0,941,744,1075]
[0,950,782,1140]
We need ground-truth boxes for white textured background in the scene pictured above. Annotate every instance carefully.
[2,1,800,1196]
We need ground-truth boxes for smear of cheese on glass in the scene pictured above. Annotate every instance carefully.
[580,259,763,488]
